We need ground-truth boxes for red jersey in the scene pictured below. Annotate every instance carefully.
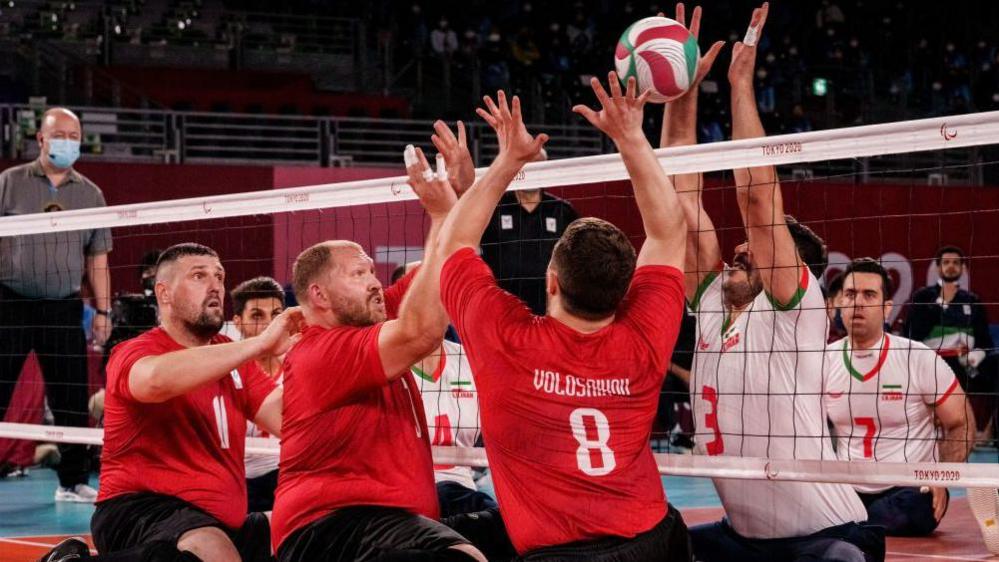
[271,270,437,550]
[440,248,684,553]
[99,328,276,529]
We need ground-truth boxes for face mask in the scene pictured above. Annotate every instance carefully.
[48,138,80,169]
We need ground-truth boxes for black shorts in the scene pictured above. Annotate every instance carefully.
[276,506,470,562]
[91,493,271,562]
[515,504,691,562]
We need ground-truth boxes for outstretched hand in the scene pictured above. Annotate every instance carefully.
[475,91,549,163]
[431,120,476,194]
[665,3,725,102]
[405,145,458,219]
[729,2,769,90]
[572,72,650,143]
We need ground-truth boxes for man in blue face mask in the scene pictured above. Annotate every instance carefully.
[0,107,113,503]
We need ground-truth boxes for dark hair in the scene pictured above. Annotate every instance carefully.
[231,276,285,316]
[843,257,893,299]
[138,249,161,277]
[390,264,407,284]
[785,215,828,279]
[155,243,218,278]
[935,245,965,265]
[825,270,845,300]
[551,217,637,320]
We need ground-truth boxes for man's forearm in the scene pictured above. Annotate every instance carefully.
[939,421,975,462]
[87,252,111,311]
[440,154,523,255]
[131,338,266,402]
[396,213,449,339]
[615,135,684,241]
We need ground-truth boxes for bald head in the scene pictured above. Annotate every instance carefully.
[40,108,81,137]
[292,240,365,307]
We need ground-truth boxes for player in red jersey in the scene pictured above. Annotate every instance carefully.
[271,158,485,562]
[37,243,303,562]
[428,76,689,561]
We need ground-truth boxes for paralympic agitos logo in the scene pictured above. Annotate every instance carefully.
[940,123,958,141]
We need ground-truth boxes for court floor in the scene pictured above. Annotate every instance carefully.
[0,467,994,562]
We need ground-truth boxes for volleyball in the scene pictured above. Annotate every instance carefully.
[614,16,700,103]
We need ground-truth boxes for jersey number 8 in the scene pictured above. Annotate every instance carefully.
[569,408,616,476]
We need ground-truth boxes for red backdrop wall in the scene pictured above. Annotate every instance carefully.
[2,160,997,465]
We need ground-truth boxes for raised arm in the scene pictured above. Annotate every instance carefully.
[659,3,725,300]
[377,150,458,378]
[573,72,685,269]
[437,91,549,259]
[728,2,802,304]
[129,307,303,403]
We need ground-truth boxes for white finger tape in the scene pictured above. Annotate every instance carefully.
[743,26,759,47]
[404,144,418,168]
[422,168,435,182]
[436,154,447,180]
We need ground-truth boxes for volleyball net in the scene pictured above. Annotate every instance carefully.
[0,110,998,490]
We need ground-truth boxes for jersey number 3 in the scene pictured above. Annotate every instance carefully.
[702,385,724,455]
[569,408,616,476]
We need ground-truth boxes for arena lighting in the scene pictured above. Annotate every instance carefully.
[813,77,829,96]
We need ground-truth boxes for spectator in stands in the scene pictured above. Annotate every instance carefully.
[480,184,579,315]
[231,276,286,512]
[0,107,111,502]
[430,18,458,58]
[905,245,997,444]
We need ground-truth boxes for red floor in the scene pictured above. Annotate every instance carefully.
[1,500,993,562]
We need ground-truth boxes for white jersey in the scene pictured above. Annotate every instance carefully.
[690,266,867,539]
[825,333,960,493]
[415,340,481,490]
[245,369,281,480]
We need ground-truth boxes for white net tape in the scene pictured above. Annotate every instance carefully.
[2,110,999,489]
[2,422,990,488]
[0,111,996,236]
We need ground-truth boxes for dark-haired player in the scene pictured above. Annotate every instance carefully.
[825,258,973,536]
[231,276,286,512]
[425,74,690,560]
[663,3,883,561]
[40,243,302,562]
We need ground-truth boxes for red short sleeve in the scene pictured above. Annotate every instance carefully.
[237,361,277,419]
[105,336,165,403]
[290,324,389,410]
[618,265,686,373]
[440,248,531,342]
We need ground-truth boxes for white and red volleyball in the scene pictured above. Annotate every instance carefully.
[614,16,700,103]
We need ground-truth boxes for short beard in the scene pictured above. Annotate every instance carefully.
[333,296,383,327]
[940,271,961,283]
[723,277,763,309]
[184,311,223,340]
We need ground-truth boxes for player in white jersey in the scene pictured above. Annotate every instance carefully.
[231,276,286,512]
[413,338,497,516]
[825,258,974,536]
[662,4,882,561]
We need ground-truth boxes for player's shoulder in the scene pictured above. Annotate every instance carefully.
[885,333,935,356]
[211,333,234,345]
[910,285,939,301]
[115,327,172,354]
[958,288,984,303]
[826,336,848,352]
[442,339,465,356]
